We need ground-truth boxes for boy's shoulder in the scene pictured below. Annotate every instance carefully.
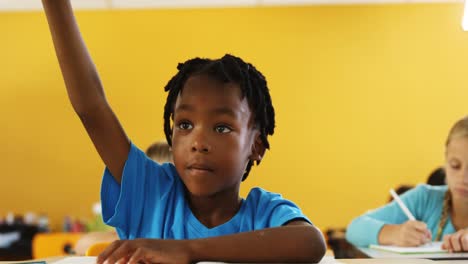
[243,187,309,226]
[245,187,281,199]
[244,187,292,206]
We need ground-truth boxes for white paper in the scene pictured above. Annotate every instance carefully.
[197,256,342,264]
[52,257,97,264]
[369,241,448,254]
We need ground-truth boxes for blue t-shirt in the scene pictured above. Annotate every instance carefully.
[345,184,455,247]
[101,143,310,239]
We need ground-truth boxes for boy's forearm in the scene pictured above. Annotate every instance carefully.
[188,225,326,263]
[42,0,106,114]
[42,0,130,181]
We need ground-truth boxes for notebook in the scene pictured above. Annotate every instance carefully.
[52,257,97,264]
[0,258,97,264]
[369,241,448,254]
[197,256,341,264]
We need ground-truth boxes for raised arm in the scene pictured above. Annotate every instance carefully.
[42,0,129,182]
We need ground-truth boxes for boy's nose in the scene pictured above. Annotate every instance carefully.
[191,140,210,153]
[191,131,211,153]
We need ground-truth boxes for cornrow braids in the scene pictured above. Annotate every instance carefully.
[163,54,275,181]
[435,190,451,241]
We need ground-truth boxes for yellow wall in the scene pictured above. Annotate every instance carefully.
[1,3,468,231]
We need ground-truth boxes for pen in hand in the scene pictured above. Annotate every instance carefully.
[390,189,432,245]
[390,188,415,221]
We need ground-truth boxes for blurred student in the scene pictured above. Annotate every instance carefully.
[346,116,468,252]
[74,141,172,255]
[427,167,446,186]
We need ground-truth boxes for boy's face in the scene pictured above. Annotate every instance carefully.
[171,74,263,198]
[445,136,468,201]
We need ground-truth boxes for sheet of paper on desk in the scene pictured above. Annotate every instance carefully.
[369,241,448,254]
[51,257,97,264]
[197,256,342,264]
[0,261,47,264]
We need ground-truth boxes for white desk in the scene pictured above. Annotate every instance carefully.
[51,256,468,263]
[432,262,468,264]
[358,247,468,260]
[0,256,465,264]
[339,259,434,264]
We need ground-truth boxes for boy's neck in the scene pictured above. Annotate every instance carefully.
[187,192,243,228]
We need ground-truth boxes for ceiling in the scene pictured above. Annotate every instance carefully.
[0,0,462,11]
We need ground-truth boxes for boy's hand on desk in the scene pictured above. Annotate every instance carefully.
[442,229,468,252]
[96,239,191,264]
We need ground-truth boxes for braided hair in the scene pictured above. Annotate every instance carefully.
[162,54,275,181]
[436,116,468,240]
[435,190,451,241]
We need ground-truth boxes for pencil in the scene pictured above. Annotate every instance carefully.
[390,188,416,221]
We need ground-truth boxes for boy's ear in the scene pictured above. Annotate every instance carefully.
[250,133,266,165]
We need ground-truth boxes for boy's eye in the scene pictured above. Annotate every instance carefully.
[178,122,193,130]
[215,125,232,134]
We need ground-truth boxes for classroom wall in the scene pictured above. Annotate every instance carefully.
[1,3,467,232]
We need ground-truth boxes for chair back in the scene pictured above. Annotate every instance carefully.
[85,242,111,256]
[32,232,83,259]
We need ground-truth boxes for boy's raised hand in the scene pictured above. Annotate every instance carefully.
[442,229,468,252]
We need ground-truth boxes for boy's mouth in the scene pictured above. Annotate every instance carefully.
[187,163,213,172]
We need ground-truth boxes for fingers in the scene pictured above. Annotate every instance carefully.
[97,240,123,264]
[451,232,463,252]
[128,248,154,264]
[443,230,468,252]
[105,242,135,264]
[461,232,468,252]
[97,240,134,264]
[442,234,451,251]
[405,231,427,247]
[400,221,431,246]
[412,221,431,237]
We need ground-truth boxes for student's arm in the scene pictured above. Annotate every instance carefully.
[346,185,431,247]
[97,221,326,264]
[42,0,129,182]
[377,220,431,247]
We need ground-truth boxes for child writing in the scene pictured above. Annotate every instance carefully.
[346,116,468,252]
[41,1,326,263]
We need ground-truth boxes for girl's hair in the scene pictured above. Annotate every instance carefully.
[162,54,275,181]
[445,116,468,147]
[435,191,451,241]
[145,141,173,164]
[436,116,468,240]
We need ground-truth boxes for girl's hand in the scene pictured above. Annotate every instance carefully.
[442,229,468,252]
[96,239,192,264]
[394,220,432,247]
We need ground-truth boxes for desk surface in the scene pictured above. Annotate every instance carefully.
[358,247,468,260]
[338,259,434,264]
[0,256,465,264]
